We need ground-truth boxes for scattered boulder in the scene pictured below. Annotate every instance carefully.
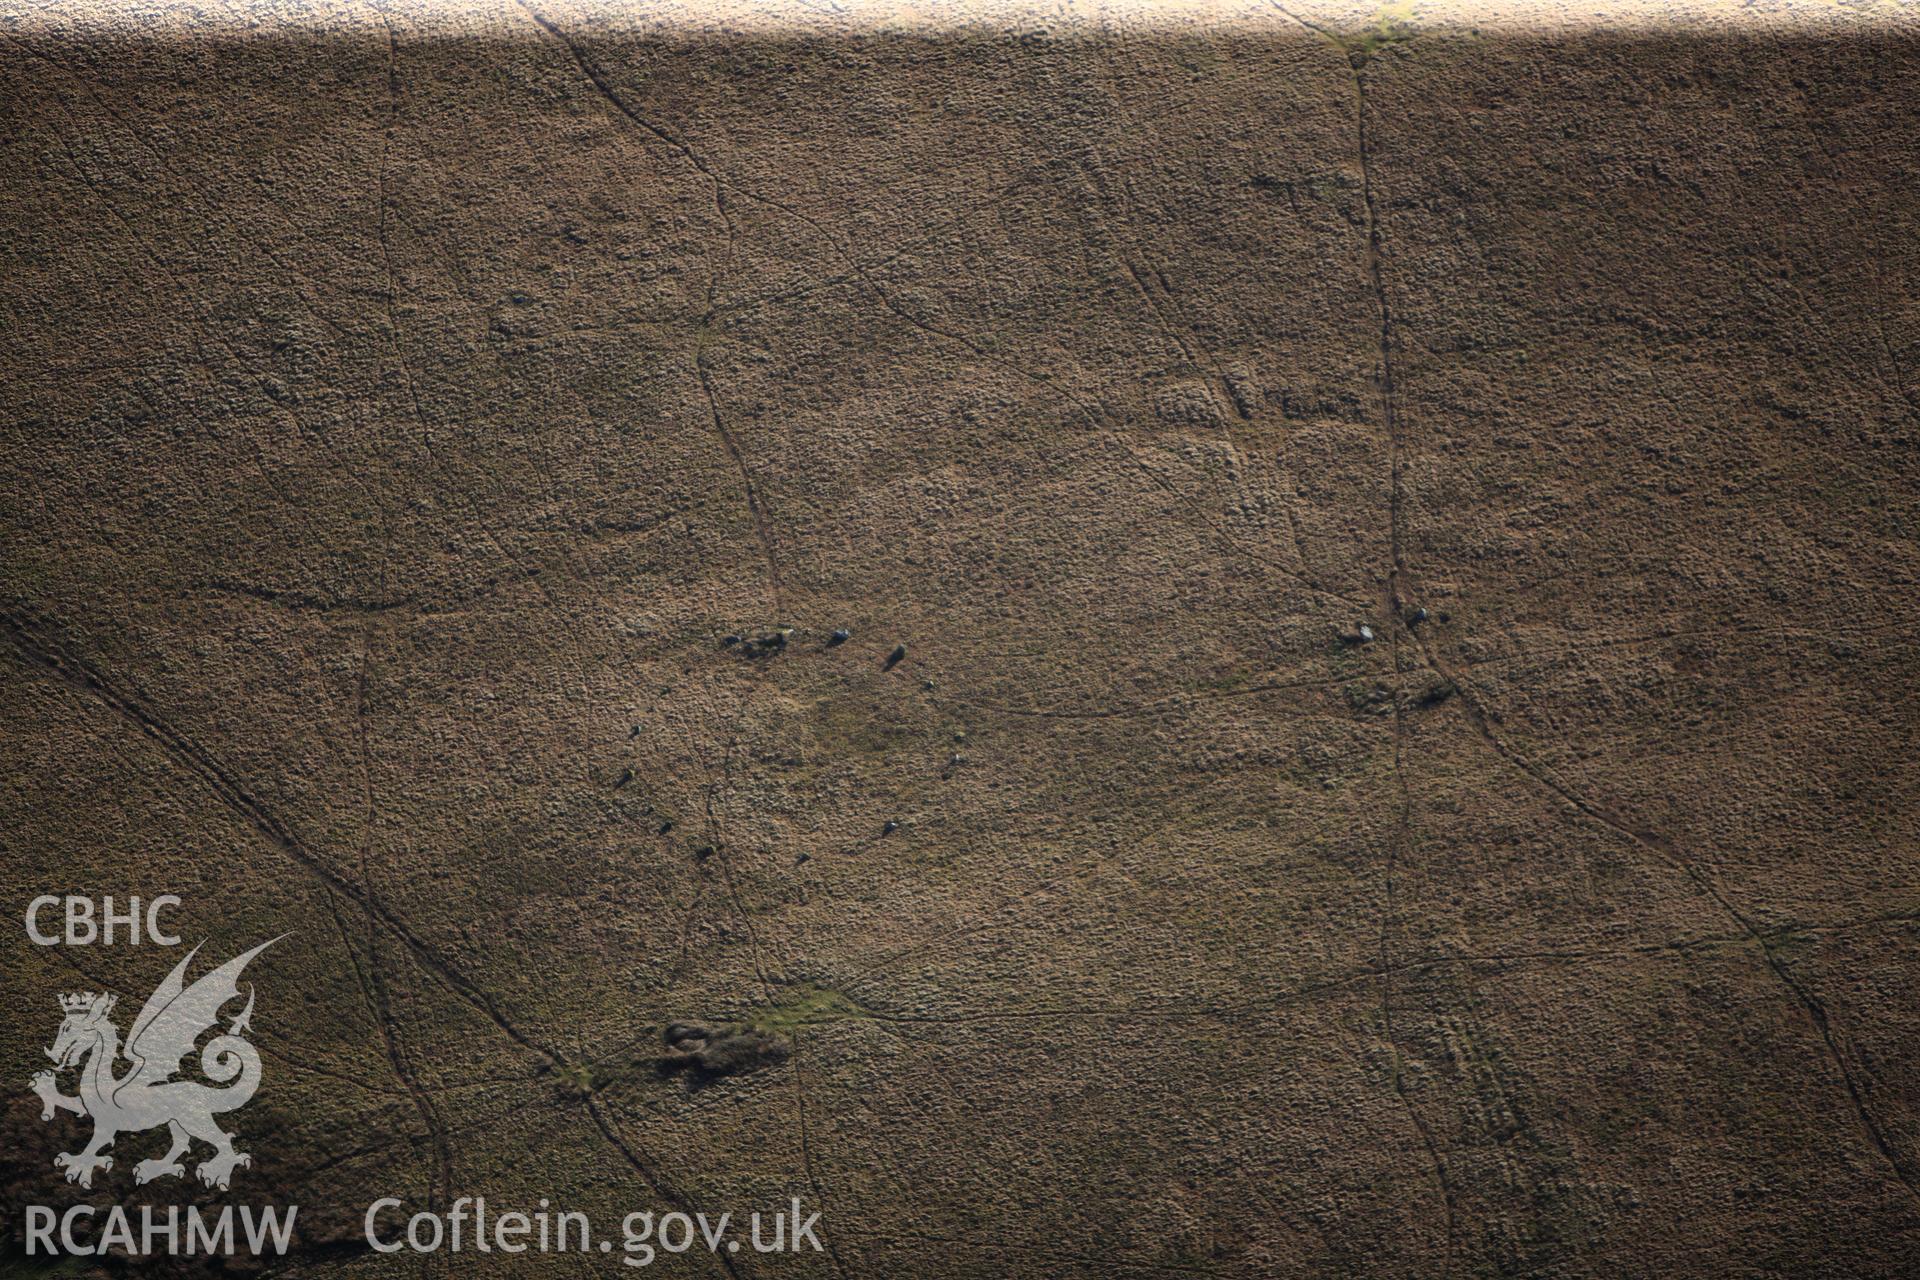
[1344,682,1395,716]
[739,628,792,658]
[882,820,900,836]
[659,1024,790,1088]
[884,644,907,671]
[828,628,851,647]
[665,1022,709,1050]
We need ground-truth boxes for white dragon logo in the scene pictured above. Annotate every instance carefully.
[29,938,278,1190]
